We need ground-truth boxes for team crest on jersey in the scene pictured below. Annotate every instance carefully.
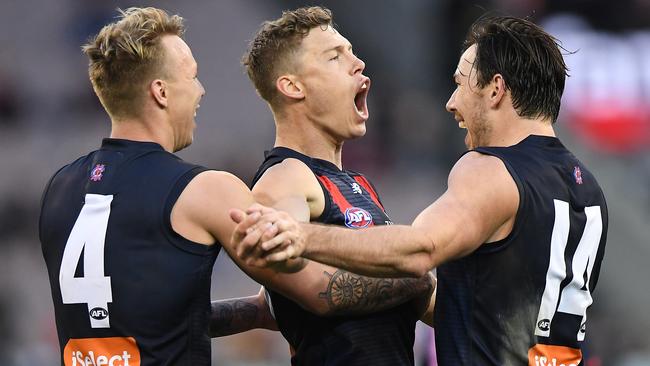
[344,207,373,228]
[573,166,583,185]
[90,164,105,182]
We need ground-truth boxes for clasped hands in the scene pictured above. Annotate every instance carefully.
[230,204,305,268]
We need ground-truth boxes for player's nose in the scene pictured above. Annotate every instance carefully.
[445,90,457,113]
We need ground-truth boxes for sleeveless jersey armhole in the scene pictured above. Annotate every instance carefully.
[469,148,527,254]
[252,147,332,223]
[162,166,220,255]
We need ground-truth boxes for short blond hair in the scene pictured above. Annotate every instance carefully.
[82,7,184,119]
[243,6,333,107]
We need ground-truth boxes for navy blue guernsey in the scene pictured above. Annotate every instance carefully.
[40,139,220,366]
[434,135,608,366]
[252,147,417,366]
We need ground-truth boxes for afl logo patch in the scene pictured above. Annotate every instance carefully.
[90,164,105,182]
[344,207,373,228]
[537,318,550,331]
[89,307,109,320]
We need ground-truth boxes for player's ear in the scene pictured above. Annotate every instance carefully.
[151,79,168,108]
[488,74,506,108]
[276,75,304,101]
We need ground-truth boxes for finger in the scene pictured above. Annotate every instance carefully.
[259,223,280,242]
[247,245,270,267]
[229,208,247,224]
[260,231,294,252]
[245,211,283,234]
[233,211,261,238]
[235,224,264,259]
[245,203,275,215]
[265,245,295,263]
[246,219,273,235]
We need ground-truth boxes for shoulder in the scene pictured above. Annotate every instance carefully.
[263,158,315,179]
[253,157,325,218]
[448,151,518,215]
[174,171,253,218]
[254,158,321,193]
[449,151,511,185]
[176,171,253,224]
[185,170,250,197]
[171,170,253,244]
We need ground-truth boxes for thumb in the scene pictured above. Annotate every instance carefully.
[229,208,246,224]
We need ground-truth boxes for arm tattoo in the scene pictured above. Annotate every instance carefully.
[318,270,433,315]
[208,299,259,337]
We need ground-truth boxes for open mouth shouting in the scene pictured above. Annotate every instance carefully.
[354,77,371,120]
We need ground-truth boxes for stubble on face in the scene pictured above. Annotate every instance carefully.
[462,48,492,149]
[467,98,491,149]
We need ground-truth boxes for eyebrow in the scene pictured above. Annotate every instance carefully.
[322,43,353,54]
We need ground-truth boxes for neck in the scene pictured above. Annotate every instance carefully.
[486,111,556,147]
[110,112,174,152]
[273,109,343,168]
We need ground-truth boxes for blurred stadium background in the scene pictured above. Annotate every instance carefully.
[1,0,649,365]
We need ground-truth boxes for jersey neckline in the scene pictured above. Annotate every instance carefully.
[101,138,166,152]
[268,146,343,172]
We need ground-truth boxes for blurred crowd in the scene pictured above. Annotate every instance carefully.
[1,0,649,365]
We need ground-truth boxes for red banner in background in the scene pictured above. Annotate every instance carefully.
[544,15,650,154]
[568,102,650,153]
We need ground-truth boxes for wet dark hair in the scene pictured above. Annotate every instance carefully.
[464,15,569,123]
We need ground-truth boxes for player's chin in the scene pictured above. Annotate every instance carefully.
[348,122,367,139]
[176,133,194,152]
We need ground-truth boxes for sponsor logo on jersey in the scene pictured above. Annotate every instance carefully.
[537,318,551,332]
[344,207,373,228]
[64,337,140,366]
[351,182,362,194]
[89,307,109,320]
[90,164,106,182]
[573,166,583,185]
[528,344,582,366]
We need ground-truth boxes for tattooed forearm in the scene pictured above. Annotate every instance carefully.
[208,297,262,337]
[318,270,434,315]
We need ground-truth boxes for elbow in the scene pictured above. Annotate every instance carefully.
[395,239,436,278]
[397,258,431,278]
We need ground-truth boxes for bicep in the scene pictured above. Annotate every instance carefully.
[189,173,333,312]
[252,159,322,221]
[201,172,257,246]
[412,153,518,267]
[412,191,485,266]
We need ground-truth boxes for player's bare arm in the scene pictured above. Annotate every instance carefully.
[209,287,278,337]
[237,152,519,278]
[222,159,434,319]
[419,275,436,327]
